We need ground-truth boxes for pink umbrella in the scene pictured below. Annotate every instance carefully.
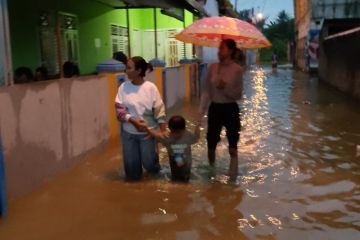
[176,16,271,48]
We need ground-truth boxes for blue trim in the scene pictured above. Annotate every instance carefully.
[179,58,193,64]
[149,58,166,68]
[116,73,127,88]
[96,59,126,72]
[0,132,6,216]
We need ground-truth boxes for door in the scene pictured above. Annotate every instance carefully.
[156,30,166,62]
[111,24,129,57]
[142,30,155,62]
[59,13,79,64]
[39,26,59,76]
[63,29,79,63]
[132,29,142,57]
[38,11,59,76]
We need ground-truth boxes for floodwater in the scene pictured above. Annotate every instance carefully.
[1,67,360,240]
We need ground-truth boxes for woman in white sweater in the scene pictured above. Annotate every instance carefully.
[115,56,166,180]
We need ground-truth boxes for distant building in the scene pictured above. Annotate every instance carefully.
[294,0,360,99]
[294,0,360,71]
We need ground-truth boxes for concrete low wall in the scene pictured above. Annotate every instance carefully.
[164,66,185,109]
[0,75,111,197]
[319,32,360,100]
[146,71,156,85]
[0,65,196,198]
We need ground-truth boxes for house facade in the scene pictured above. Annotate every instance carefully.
[294,0,360,99]
[0,0,206,198]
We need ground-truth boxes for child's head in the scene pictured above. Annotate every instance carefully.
[168,115,186,137]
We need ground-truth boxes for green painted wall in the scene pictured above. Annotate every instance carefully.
[9,0,40,72]
[8,0,193,75]
[139,9,193,29]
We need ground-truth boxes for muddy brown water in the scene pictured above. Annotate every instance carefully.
[0,67,360,240]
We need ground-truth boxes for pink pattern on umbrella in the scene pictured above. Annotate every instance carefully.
[176,16,271,49]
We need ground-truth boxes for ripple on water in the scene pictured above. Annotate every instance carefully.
[162,67,360,238]
[141,211,178,225]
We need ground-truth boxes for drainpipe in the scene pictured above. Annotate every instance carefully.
[2,0,13,85]
[56,14,64,78]
[183,9,186,58]
[153,8,158,59]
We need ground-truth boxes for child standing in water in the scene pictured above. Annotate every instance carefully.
[147,116,200,182]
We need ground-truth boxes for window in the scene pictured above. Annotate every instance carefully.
[38,12,79,77]
[166,29,185,67]
[39,11,58,76]
[59,13,79,64]
[111,24,129,56]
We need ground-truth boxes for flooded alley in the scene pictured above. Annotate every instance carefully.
[0,67,360,240]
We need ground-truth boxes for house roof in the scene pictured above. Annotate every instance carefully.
[96,0,208,16]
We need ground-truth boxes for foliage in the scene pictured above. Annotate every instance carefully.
[260,10,294,62]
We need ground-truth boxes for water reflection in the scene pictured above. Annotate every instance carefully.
[1,67,360,240]
[188,67,360,238]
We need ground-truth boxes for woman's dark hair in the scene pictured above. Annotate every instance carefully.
[235,48,246,66]
[147,63,153,73]
[131,56,153,77]
[35,66,48,81]
[221,39,238,59]
[168,115,186,132]
[113,51,128,65]
[63,61,74,78]
[63,61,80,78]
[14,67,34,83]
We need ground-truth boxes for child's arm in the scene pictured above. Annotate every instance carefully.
[146,127,169,142]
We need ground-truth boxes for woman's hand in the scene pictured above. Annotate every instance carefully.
[216,78,226,90]
[129,118,148,132]
[159,123,167,132]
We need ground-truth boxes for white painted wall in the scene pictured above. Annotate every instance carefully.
[131,29,142,57]
[164,66,185,109]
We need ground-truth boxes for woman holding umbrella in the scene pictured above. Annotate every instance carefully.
[176,16,270,180]
[199,39,243,180]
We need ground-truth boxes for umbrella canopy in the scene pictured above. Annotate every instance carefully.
[176,16,271,49]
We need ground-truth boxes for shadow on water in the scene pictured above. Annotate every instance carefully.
[1,66,360,240]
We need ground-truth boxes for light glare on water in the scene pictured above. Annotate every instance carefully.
[0,67,360,240]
